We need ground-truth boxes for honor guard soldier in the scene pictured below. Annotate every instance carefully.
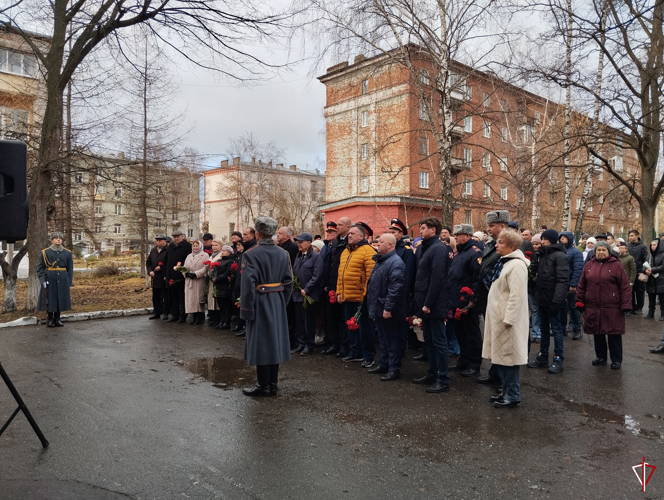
[241,216,294,396]
[37,232,74,327]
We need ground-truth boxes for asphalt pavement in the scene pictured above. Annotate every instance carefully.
[0,314,663,499]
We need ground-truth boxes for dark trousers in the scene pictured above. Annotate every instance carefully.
[295,301,316,349]
[376,317,403,373]
[161,288,170,316]
[287,299,296,347]
[453,312,483,369]
[594,334,623,363]
[633,280,645,311]
[324,301,347,350]
[496,365,521,403]
[423,318,449,385]
[217,297,233,325]
[169,287,186,319]
[152,287,164,315]
[343,301,375,361]
[256,364,280,387]
[648,293,664,315]
[539,306,565,359]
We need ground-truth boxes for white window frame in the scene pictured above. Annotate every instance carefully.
[482,92,490,108]
[464,116,472,133]
[420,69,429,86]
[500,127,507,143]
[361,110,368,128]
[463,179,472,196]
[114,224,121,234]
[361,79,368,95]
[361,143,369,160]
[360,176,369,192]
[500,185,507,200]
[463,148,472,164]
[419,137,428,155]
[483,181,490,198]
[94,223,102,233]
[483,121,491,138]
[114,204,122,215]
[419,171,429,189]
[114,186,122,197]
[483,153,491,172]
[499,156,508,171]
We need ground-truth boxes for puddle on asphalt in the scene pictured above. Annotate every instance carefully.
[551,394,663,440]
[185,356,253,390]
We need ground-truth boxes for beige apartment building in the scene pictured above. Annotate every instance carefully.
[203,158,326,241]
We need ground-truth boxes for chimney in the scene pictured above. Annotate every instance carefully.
[118,152,125,159]
[220,159,229,167]
[354,54,366,64]
[232,157,240,166]
[258,160,262,166]
[276,163,284,168]
[289,165,297,171]
[268,161,272,167]
[251,157,256,164]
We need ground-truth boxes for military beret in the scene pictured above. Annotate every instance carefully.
[486,210,510,225]
[356,221,373,237]
[389,218,407,234]
[255,216,278,236]
[50,231,64,240]
[453,224,474,236]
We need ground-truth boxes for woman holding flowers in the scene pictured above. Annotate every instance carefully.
[291,233,323,355]
[213,245,237,330]
[203,239,224,328]
[482,229,530,408]
[182,239,208,325]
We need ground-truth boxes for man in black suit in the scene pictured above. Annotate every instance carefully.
[164,230,192,323]
[146,234,169,320]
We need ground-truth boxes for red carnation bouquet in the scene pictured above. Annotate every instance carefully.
[329,290,337,304]
[346,308,361,330]
[524,250,532,260]
[455,286,477,320]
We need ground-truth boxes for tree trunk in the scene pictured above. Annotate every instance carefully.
[1,243,28,312]
[561,0,573,231]
[141,40,149,286]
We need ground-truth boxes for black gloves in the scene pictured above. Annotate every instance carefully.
[186,272,197,279]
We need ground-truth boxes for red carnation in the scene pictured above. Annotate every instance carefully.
[346,317,360,330]
[169,279,173,286]
[328,290,337,304]
[231,263,238,271]
[406,316,414,325]
[525,250,532,261]
[210,262,220,268]
[575,302,585,309]
[235,302,239,308]
[460,287,474,296]
[203,260,212,266]
[158,262,163,266]
[454,308,462,321]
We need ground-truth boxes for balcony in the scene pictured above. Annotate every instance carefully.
[94,212,105,218]
[451,157,470,174]
[451,124,465,137]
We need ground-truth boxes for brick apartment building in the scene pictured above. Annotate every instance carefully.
[318,49,641,237]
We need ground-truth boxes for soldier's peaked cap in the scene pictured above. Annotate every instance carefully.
[389,218,407,234]
[326,221,338,229]
[356,221,373,237]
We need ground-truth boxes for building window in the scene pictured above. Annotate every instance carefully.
[361,110,368,128]
[599,170,603,181]
[518,190,525,203]
[483,120,491,138]
[420,69,430,86]
[0,49,39,78]
[464,210,472,224]
[599,195,604,203]
[75,173,82,183]
[576,198,581,210]
[188,229,194,238]
[114,204,122,215]
[75,193,82,203]
[499,156,508,171]
[588,199,593,212]
[534,111,541,125]
[600,213,604,225]
[419,171,429,189]
[188,213,193,222]
[95,166,103,177]
[156,203,162,212]
[172,213,178,221]
[94,184,105,194]
[115,166,122,179]
[311,180,317,192]
[464,116,472,132]
[360,176,369,192]
[115,187,122,197]
[361,79,368,95]
[156,218,162,228]
[636,210,640,218]
[500,185,507,200]
[94,204,102,214]
[463,179,472,195]
[419,101,428,120]
[463,148,472,164]
[483,181,490,198]
[361,143,369,160]
[610,225,615,234]
[156,186,162,194]
[500,127,507,143]
[619,206,624,216]
[419,137,428,155]
[74,232,82,241]
[483,153,491,172]
[114,224,121,234]
[482,92,490,107]
[95,223,102,233]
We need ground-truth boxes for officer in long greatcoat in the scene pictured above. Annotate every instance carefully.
[37,232,74,327]
[240,216,294,397]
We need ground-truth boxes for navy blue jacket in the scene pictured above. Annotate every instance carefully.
[366,250,406,320]
[447,239,483,311]
[326,234,348,291]
[560,231,584,287]
[292,249,323,302]
[413,236,451,319]
[395,236,416,298]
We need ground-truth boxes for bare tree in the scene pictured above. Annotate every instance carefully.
[1,0,294,310]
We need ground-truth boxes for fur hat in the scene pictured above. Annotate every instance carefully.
[485,210,510,225]
[50,231,64,240]
[453,224,474,236]
[254,216,278,237]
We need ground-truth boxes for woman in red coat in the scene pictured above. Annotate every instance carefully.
[575,241,632,369]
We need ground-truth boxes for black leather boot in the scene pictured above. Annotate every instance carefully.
[242,366,273,396]
[54,312,64,327]
[47,312,56,328]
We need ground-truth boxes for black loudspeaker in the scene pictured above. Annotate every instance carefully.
[0,139,29,243]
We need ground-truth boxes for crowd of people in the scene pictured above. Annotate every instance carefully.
[143,212,664,406]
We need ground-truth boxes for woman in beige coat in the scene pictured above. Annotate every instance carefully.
[205,239,224,327]
[183,239,208,325]
[482,229,530,408]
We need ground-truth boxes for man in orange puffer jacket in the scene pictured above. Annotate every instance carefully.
[335,224,377,367]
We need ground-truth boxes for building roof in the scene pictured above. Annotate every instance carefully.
[203,161,325,178]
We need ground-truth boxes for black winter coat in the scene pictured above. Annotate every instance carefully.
[326,235,348,291]
[146,245,168,289]
[214,255,236,298]
[395,236,416,298]
[447,239,483,311]
[366,250,406,320]
[233,238,256,300]
[164,240,193,289]
[628,239,648,271]
[279,239,299,265]
[534,243,569,309]
[413,236,451,319]
[292,249,323,302]
[646,240,664,294]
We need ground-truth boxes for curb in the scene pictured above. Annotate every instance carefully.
[0,308,153,328]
